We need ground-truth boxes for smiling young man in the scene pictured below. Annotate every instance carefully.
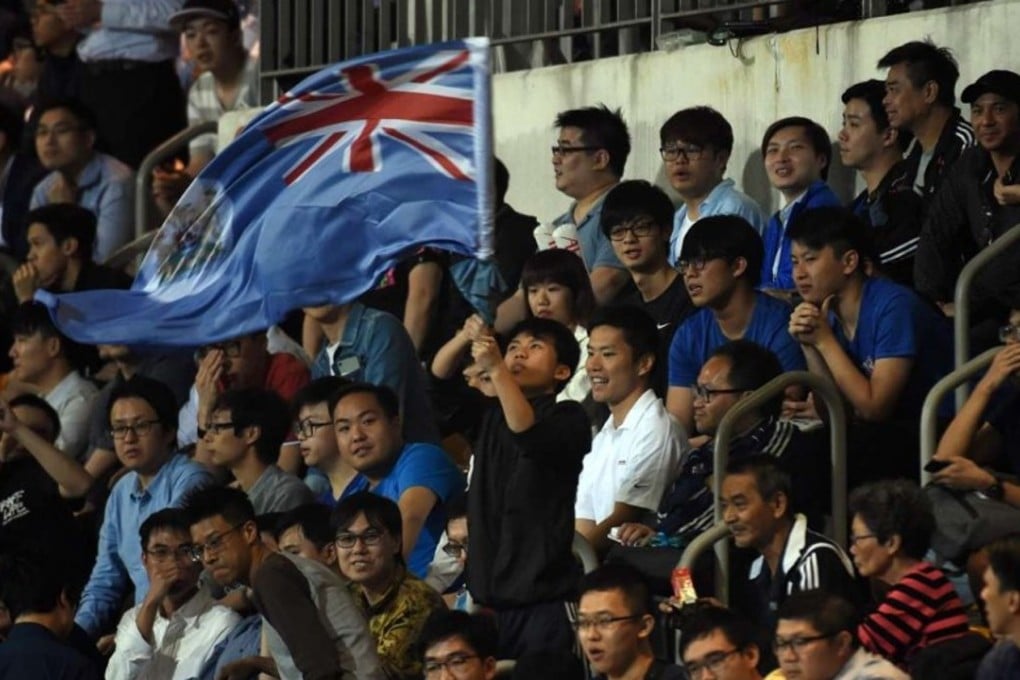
[183,485,384,680]
[839,80,924,287]
[659,106,766,262]
[574,305,687,554]
[576,563,684,679]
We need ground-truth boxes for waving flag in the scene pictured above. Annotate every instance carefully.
[37,38,493,346]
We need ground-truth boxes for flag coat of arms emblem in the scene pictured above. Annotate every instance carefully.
[38,38,493,347]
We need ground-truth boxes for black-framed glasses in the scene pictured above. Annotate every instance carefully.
[424,653,480,677]
[336,528,385,549]
[677,255,722,274]
[295,418,333,439]
[691,384,746,403]
[571,614,642,633]
[1000,324,1020,343]
[204,421,237,436]
[551,144,598,157]
[195,341,243,362]
[110,419,161,439]
[685,648,740,678]
[608,219,657,242]
[849,533,877,546]
[145,544,196,562]
[189,523,245,562]
[773,633,835,655]
[442,541,467,558]
[659,143,707,163]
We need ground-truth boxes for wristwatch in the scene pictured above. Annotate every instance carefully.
[985,479,1006,501]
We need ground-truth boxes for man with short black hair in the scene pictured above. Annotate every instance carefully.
[978,537,1020,678]
[659,105,766,261]
[203,387,315,514]
[292,376,357,505]
[602,180,695,395]
[575,563,684,679]
[775,591,907,680]
[31,97,133,261]
[680,606,762,680]
[418,610,499,680]
[276,503,338,569]
[839,79,924,287]
[878,40,974,202]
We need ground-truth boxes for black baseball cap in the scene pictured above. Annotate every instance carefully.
[962,70,1020,106]
[168,0,241,32]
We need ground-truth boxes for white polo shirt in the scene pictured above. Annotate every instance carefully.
[575,389,688,524]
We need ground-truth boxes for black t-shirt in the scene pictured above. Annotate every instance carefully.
[0,456,77,556]
[620,273,695,397]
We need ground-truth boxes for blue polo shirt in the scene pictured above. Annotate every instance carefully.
[345,442,465,578]
[828,276,952,420]
[668,291,806,387]
[552,191,625,273]
[669,179,768,265]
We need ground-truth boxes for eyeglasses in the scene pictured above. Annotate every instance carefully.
[442,541,467,558]
[336,528,385,549]
[659,144,707,163]
[691,384,747,403]
[189,523,245,562]
[571,614,642,633]
[773,633,835,655]
[1000,324,1020,343]
[677,255,722,274]
[295,418,333,439]
[145,544,196,562]
[685,649,740,678]
[110,419,161,439]
[204,421,237,436]
[195,341,243,362]
[608,219,657,242]
[849,533,877,546]
[551,144,598,157]
[424,653,480,677]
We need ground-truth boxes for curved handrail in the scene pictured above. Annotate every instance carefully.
[135,121,219,240]
[919,346,1001,485]
[102,230,157,275]
[677,371,847,606]
[953,222,1020,409]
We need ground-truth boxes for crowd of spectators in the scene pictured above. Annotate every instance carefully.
[0,1,1019,678]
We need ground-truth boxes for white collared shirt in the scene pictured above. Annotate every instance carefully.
[575,389,688,523]
[43,370,98,461]
[106,589,241,680]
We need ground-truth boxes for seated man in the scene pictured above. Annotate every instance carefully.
[292,376,358,505]
[759,116,841,293]
[666,216,805,433]
[305,302,439,443]
[601,180,696,395]
[680,606,763,680]
[467,317,590,658]
[774,591,907,680]
[331,382,464,577]
[180,330,309,467]
[276,503,339,570]
[575,563,685,679]
[203,388,316,514]
[788,206,951,483]
[30,98,133,261]
[839,80,923,287]
[0,554,99,679]
[75,377,212,640]
[575,305,687,553]
[418,610,499,680]
[978,537,1020,679]
[9,301,97,460]
[617,341,826,560]
[106,509,240,680]
[723,457,857,632]
[184,485,384,679]
[659,105,766,261]
[333,492,446,680]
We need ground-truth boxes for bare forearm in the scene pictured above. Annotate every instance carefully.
[489,366,535,432]
[17,424,94,497]
[935,382,996,460]
[431,332,471,379]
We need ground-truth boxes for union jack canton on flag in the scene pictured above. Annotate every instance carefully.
[37,38,494,347]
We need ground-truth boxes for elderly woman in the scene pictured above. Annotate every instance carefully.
[848,479,970,669]
[333,491,446,680]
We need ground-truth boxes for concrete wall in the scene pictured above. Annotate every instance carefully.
[492,0,1020,222]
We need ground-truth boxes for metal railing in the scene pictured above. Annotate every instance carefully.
[918,346,1001,485]
[677,371,847,606]
[952,222,1020,409]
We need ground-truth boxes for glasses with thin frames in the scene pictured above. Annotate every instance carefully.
[849,533,877,546]
[677,255,722,274]
[189,523,245,562]
[551,144,598,157]
[691,384,746,403]
[335,528,385,550]
[424,653,480,677]
[195,341,243,362]
[204,421,237,436]
[659,144,707,163]
[685,648,740,678]
[145,544,196,562]
[110,419,161,439]
[773,633,835,655]
[571,613,642,633]
[609,219,657,242]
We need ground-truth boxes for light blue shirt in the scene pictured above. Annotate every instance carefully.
[31,152,135,261]
[552,192,625,273]
[74,453,212,638]
[77,0,182,62]
[669,179,767,265]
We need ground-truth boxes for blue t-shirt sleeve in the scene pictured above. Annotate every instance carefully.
[771,328,807,372]
[869,289,918,360]
[751,295,806,372]
[668,318,701,387]
[396,444,466,502]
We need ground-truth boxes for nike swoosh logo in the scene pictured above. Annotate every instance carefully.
[657,323,671,330]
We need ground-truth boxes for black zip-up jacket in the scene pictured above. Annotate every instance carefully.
[901,107,975,205]
[851,159,925,288]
